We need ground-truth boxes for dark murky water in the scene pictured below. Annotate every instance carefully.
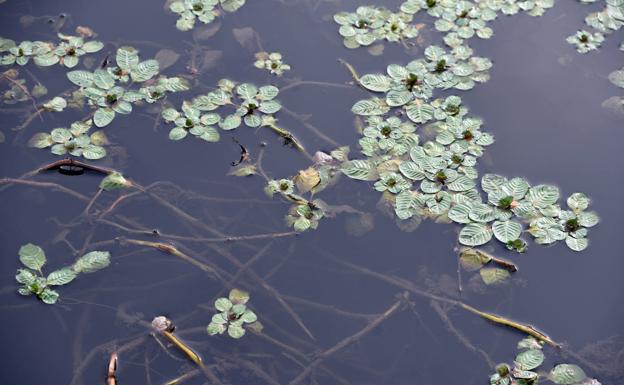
[1,1,623,384]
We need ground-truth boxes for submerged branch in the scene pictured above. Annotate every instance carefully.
[118,238,221,278]
[288,292,407,385]
[338,59,361,83]
[327,254,560,347]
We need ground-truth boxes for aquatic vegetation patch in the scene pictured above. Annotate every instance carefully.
[15,243,110,304]
[28,120,108,160]
[254,51,291,76]
[162,79,303,150]
[207,288,260,338]
[169,0,247,31]
[0,33,103,68]
[490,337,600,385]
[566,30,605,53]
[333,5,420,49]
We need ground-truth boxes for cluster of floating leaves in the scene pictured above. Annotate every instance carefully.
[207,289,260,338]
[353,45,492,113]
[28,120,108,159]
[162,79,286,143]
[570,0,624,53]
[65,46,189,128]
[343,92,598,251]
[169,0,246,31]
[490,337,601,385]
[15,243,110,304]
[26,46,189,160]
[333,5,420,48]
[254,51,290,76]
[566,30,605,53]
[334,0,557,51]
[0,33,103,68]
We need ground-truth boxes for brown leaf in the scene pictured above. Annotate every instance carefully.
[294,167,320,194]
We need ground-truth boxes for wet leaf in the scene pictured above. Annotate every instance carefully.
[73,251,111,273]
[479,267,509,285]
[19,243,46,270]
[549,364,586,384]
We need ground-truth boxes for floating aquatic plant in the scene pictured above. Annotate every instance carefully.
[28,120,107,160]
[333,6,419,49]
[434,1,496,44]
[254,51,291,75]
[162,79,303,149]
[0,34,103,67]
[489,337,600,385]
[65,46,188,129]
[566,30,604,53]
[15,243,110,304]
[353,47,491,119]
[169,0,246,31]
[207,288,258,338]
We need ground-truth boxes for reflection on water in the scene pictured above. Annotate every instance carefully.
[1,0,623,384]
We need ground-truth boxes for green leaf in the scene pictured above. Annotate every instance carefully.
[82,145,107,160]
[229,288,250,304]
[40,288,59,304]
[351,98,390,116]
[132,60,159,82]
[169,127,188,140]
[527,184,559,208]
[207,322,226,335]
[405,102,434,123]
[565,236,588,251]
[459,223,493,246]
[215,297,233,312]
[341,160,378,181]
[220,115,242,130]
[73,251,111,273]
[15,269,37,285]
[94,108,115,127]
[227,324,246,338]
[567,192,589,211]
[47,268,77,286]
[360,73,392,92]
[100,172,130,191]
[515,349,544,370]
[459,248,492,271]
[116,46,139,70]
[492,220,523,243]
[236,83,258,100]
[19,243,46,270]
[67,70,95,87]
[240,310,257,323]
[479,267,510,285]
[549,364,586,384]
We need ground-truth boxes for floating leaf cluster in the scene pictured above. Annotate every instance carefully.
[66,46,189,129]
[490,337,600,385]
[354,46,492,115]
[207,289,259,338]
[28,120,108,160]
[566,30,605,53]
[162,79,298,146]
[344,89,598,251]
[169,0,246,31]
[254,51,291,76]
[0,33,103,68]
[333,6,420,49]
[15,243,110,304]
[574,0,624,49]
